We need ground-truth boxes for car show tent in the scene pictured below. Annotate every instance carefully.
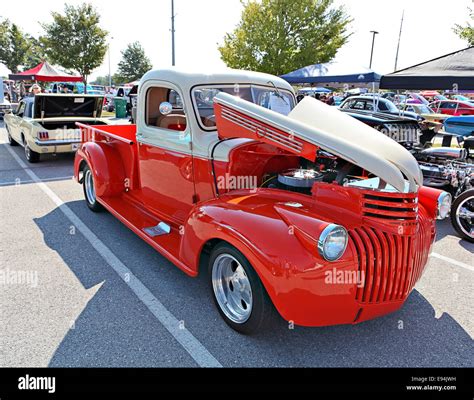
[8,61,82,82]
[280,61,381,84]
[380,47,474,90]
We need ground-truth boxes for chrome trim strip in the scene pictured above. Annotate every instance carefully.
[221,107,303,153]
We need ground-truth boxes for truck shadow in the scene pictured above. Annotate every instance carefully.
[34,201,473,367]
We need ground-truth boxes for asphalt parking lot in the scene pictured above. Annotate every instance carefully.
[0,120,472,368]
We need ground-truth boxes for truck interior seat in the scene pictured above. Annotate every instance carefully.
[157,114,187,131]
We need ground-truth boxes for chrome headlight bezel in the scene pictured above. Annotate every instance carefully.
[437,191,452,220]
[317,224,348,262]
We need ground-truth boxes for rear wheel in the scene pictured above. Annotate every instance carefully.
[208,243,275,334]
[451,189,474,243]
[24,143,40,163]
[83,165,103,212]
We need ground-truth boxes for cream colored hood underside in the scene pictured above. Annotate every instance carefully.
[215,93,423,193]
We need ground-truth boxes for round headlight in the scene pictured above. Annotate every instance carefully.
[437,192,452,220]
[317,224,348,261]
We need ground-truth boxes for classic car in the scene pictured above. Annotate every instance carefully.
[0,98,12,119]
[443,115,474,138]
[339,109,422,146]
[0,78,13,118]
[4,93,108,163]
[74,69,450,333]
[452,94,474,104]
[398,103,448,128]
[339,96,421,120]
[430,100,474,116]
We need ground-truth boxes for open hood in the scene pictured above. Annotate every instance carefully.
[214,93,423,193]
[34,94,104,119]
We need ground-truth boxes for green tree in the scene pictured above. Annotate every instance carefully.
[219,0,352,75]
[91,75,114,86]
[116,42,152,83]
[453,7,474,46]
[0,19,30,72]
[41,3,108,92]
[23,36,47,71]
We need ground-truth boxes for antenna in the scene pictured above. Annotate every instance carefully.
[394,10,404,71]
[171,0,176,66]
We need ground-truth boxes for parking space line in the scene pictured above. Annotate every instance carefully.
[0,176,73,187]
[4,145,223,368]
[430,252,474,272]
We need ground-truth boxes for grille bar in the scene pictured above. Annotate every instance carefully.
[349,211,432,304]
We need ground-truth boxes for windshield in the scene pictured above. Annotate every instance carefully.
[415,105,433,114]
[192,84,295,130]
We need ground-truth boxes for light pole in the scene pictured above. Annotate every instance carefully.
[108,37,114,88]
[171,0,176,66]
[369,30,379,69]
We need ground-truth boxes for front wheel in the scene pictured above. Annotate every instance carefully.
[208,243,275,334]
[83,165,103,212]
[450,189,474,243]
[6,126,18,146]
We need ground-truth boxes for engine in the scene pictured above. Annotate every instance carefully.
[261,151,342,195]
[415,147,468,162]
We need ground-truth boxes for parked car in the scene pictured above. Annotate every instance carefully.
[0,98,12,119]
[339,95,421,120]
[74,68,449,333]
[443,115,474,138]
[339,109,422,147]
[452,94,474,104]
[430,100,474,116]
[4,94,108,163]
[0,77,13,118]
[451,187,474,242]
[398,103,448,130]
[90,85,106,95]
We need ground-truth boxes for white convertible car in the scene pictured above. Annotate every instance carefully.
[4,94,108,163]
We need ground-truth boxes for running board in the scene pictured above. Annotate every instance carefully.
[96,194,196,277]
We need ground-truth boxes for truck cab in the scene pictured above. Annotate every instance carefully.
[74,68,450,334]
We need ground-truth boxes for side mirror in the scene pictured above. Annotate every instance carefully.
[159,101,173,115]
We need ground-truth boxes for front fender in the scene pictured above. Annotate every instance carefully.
[179,194,358,325]
[75,142,126,198]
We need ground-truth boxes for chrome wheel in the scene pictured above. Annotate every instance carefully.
[84,168,96,205]
[455,196,474,239]
[212,253,253,324]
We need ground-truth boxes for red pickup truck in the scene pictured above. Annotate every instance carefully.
[74,69,450,334]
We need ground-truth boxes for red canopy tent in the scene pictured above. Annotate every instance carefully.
[8,61,82,82]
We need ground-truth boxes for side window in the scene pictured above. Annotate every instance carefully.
[25,102,34,118]
[378,101,388,111]
[364,101,375,111]
[341,99,355,109]
[145,86,187,132]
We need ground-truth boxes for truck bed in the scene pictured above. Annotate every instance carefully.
[77,123,137,143]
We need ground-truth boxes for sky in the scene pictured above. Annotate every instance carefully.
[0,0,472,80]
